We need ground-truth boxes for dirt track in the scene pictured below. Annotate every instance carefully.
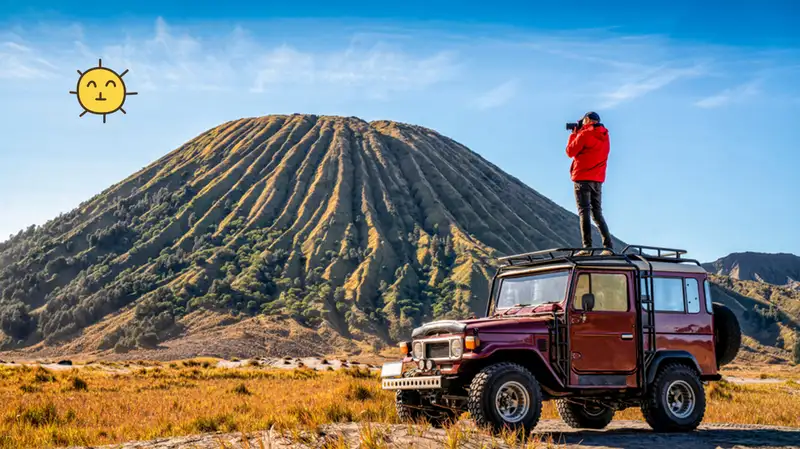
[65,420,800,449]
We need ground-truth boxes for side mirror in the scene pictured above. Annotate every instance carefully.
[581,293,595,312]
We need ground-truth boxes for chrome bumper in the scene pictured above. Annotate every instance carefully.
[382,376,442,390]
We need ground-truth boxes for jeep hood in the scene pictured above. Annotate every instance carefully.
[411,315,552,338]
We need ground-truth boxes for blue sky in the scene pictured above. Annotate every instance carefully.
[1,1,798,263]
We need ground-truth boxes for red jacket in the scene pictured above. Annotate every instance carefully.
[566,124,609,182]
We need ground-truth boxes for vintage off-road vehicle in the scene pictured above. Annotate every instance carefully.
[380,245,742,433]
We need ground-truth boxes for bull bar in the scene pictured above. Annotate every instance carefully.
[381,376,442,390]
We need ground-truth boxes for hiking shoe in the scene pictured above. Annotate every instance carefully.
[600,249,614,256]
[575,250,591,256]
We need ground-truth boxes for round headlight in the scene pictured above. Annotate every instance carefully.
[425,359,434,370]
[450,338,463,358]
[418,359,426,370]
[413,342,423,359]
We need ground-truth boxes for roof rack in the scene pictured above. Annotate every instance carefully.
[497,247,618,267]
[496,244,701,269]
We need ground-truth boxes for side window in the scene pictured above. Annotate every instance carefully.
[685,278,700,313]
[575,273,629,312]
[573,274,590,309]
[704,280,713,313]
[641,277,685,312]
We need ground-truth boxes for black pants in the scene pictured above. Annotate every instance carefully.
[574,181,613,249]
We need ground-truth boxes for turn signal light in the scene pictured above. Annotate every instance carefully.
[399,341,411,356]
[465,336,480,350]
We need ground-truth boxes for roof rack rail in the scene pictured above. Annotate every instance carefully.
[497,247,617,266]
[621,244,686,258]
[621,244,701,266]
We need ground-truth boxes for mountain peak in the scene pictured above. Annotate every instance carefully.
[703,251,800,286]
[0,113,621,354]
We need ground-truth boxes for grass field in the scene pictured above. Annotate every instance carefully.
[0,360,798,449]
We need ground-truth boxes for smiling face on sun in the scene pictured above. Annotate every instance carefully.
[77,67,126,114]
[70,59,137,123]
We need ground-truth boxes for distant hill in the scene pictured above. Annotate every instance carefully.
[703,252,800,287]
[709,274,799,364]
[0,114,623,356]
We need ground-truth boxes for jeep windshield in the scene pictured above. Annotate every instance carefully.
[492,270,570,314]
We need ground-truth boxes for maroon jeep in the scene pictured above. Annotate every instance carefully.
[380,245,741,433]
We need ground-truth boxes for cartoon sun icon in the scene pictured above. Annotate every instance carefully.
[70,59,137,123]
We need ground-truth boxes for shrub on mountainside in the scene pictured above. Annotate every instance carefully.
[0,301,36,340]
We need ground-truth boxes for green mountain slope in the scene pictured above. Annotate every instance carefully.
[709,274,799,363]
[0,114,622,353]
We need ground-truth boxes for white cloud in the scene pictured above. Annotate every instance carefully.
[0,19,791,110]
[250,43,458,95]
[0,17,459,97]
[694,80,760,108]
[471,79,518,110]
[0,38,58,79]
[0,54,54,79]
[3,42,31,52]
[598,64,706,108]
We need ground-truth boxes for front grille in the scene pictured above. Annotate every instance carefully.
[426,342,450,359]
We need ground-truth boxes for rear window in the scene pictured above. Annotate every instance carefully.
[640,275,703,313]
[685,278,700,313]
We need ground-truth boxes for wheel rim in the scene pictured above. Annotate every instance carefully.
[494,381,530,423]
[665,380,695,419]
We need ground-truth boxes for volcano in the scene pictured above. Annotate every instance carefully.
[0,114,621,355]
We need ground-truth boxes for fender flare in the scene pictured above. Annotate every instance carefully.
[646,350,702,386]
[461,346,564,390]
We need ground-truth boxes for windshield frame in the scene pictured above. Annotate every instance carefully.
[488,268,572,315]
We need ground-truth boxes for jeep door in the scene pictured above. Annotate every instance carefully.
[568,270,637,385]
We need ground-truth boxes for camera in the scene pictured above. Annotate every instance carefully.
[566,121,582,131]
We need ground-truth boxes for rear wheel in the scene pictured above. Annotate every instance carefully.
[556,399,615,429]
[641,364,706,432]
[467,362,542,434]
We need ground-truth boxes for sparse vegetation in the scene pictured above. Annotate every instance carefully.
[794,332,800,365]
[0,362,796,448]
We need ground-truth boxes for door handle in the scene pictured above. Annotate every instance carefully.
[620,333,633,340]
[571,314,587,324]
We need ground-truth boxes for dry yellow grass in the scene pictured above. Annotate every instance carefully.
[0,361,798,449]
[721,363,800,380]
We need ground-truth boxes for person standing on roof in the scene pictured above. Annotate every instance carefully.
[566,111,613,256]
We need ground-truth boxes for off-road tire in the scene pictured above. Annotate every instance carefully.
[712,302,741,367]
[641,363,706,432]
[467,362,542,434]
[395,390,456,428]
[395,390,422,423]
[556,399,615,429]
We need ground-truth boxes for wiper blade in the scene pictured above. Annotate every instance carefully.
[503,304,530,315]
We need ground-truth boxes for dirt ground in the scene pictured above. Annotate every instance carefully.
[62,420,800,449]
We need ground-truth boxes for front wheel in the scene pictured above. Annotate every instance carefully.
[467,362,543,434]
[395,390,457,428]
[556,399,615,429]
[641,364,706,432]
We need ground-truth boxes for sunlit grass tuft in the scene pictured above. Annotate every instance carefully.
[0,362,796,448]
